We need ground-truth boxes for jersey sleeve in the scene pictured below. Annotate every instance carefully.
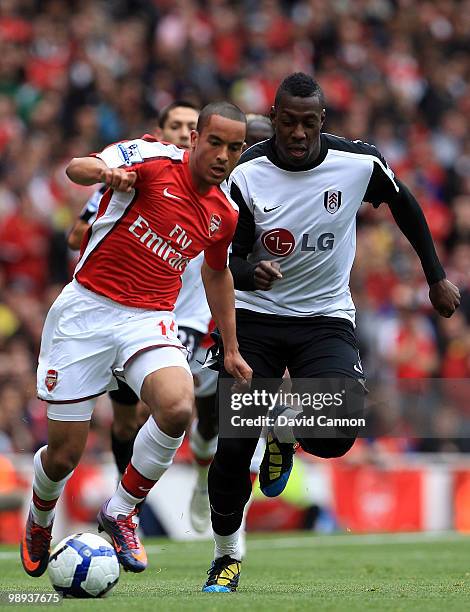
[79,184,107,223]
[204,231,231,271]
[387,179,445,285]
[91,138,186,188]
[360,142,399,207]
[93,139,149,169]
[228,173,256,258]
[204,214,238,271]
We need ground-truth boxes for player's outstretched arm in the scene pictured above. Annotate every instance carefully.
[201,260,252,385]
[67,219,90,250]
[66,157,137,192]
[387,179,460,317]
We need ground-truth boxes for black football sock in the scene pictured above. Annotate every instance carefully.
[111,430,136,475]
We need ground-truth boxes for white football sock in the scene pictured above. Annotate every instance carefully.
[189,420,218,490]
[213,527,242,561]
[189,420,218,461]
[106,417,184,517]
[131,416,184,479]
[273,407,300,443]
[31,446,73,527]
[106,485,143,519]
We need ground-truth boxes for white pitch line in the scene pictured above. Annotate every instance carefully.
[0,531,466,560]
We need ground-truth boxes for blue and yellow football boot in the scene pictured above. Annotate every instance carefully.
[259,406,297,497]
[202,555,241,592]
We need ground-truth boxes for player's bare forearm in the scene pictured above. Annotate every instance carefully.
[66,157,109,186]
[66,158,137,192]
[201,261,238,352]
[67,219,90,251]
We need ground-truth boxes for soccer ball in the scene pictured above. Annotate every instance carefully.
[48,533,120,598]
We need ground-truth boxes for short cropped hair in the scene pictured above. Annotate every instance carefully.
[274,73,325,108]
[158,100,199,129]
[197,101,246,133]
[246,113,272,127]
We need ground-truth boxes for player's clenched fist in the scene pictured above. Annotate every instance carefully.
[429,278,460,318]
[254,260,282,290]
[100,168,137,193]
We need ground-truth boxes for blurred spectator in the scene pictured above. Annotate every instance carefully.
[0,453,25,543]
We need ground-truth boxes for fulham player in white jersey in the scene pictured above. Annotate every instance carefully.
[202,74,460,592]
[20,102,252,578]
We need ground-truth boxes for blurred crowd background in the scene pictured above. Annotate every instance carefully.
[1,0,470,455]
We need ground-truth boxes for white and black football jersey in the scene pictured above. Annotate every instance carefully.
[79,184,107,224]
[229,133,399,325]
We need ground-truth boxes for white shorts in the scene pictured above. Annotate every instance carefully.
[37,281,190,406]
[192,346,218,398]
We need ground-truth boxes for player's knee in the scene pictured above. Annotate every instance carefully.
[297,437,356,459]
[158,395,193,435]
[211,438,254,474]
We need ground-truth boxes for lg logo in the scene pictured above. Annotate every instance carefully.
[301,232,335,252]
[262,228,295,257]
[261,229,335,255]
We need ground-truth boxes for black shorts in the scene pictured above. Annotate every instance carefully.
[177,326,203,366]
[109,378,139,406]
[225,309,364,380]
[216,309,365,453]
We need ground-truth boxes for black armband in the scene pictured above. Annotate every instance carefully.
[387,180,445,285]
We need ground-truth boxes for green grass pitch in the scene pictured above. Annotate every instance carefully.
[1,532,470,611]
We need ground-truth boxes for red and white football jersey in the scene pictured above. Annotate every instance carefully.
[74,136,238,311]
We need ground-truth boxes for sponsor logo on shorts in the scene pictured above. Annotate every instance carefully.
[261,228,295,257]
[45,369,58,392]
[209,213,222,237]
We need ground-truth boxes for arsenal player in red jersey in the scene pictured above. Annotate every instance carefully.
[20,102,252,577]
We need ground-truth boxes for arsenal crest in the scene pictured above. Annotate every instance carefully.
[324,190,342,214]
[45,369,58,392]
[209,213,221,237]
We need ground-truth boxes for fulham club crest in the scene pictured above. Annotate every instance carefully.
[45,369,58,392]
[209,213,221,237]
[324,190,342,214]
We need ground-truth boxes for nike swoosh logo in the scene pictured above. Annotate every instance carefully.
[139,487,152,492]
[111,536,122,553]
[353,364,363,374]
[21,537,41,571]
[163,187,183,200]
[132,549,148,563]
[264,205,282,213]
